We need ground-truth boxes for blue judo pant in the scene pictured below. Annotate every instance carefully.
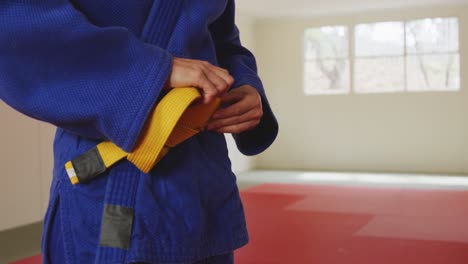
[43,198,234,264]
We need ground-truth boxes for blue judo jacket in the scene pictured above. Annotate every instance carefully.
[0,0,278,263]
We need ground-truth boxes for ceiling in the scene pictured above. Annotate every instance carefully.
[235,0,468,17]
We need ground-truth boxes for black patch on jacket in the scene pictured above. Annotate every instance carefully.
[99,205,134,249]
[71,147,106,183]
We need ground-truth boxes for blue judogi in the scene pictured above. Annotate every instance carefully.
[0,0,278,263]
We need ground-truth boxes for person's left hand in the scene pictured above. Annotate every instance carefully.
[206,85,263,134]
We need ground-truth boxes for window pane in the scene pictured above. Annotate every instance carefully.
[407,54,460,91]
[304,59,350,94]
[355,22,404,56]
[355,57,405,93]
[304,26,348,60]
[406,18,459,54]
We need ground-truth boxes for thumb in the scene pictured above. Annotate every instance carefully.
[220,90,243,104]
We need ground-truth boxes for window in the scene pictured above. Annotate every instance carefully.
[406,18,460,91]
[354,22,405,93]
[304,26,350,95]
[303,17,460,95]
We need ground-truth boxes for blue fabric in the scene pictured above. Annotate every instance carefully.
[43,184,233,264]
[0,0,278,263]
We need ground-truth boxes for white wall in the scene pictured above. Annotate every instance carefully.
[253,5,468,175]
[0,103,54,231]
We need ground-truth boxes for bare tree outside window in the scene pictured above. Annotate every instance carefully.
[304,26,350,95]
[406,18,460,91]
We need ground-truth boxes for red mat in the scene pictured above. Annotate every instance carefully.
[10,255,41,264]
[235,184,468,264]
[11,183,468,263]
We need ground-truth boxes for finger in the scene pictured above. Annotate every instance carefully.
[207,108,260,130]
[193,69,218,104]
[202,67,230,96]
[220,91,244,104]
[212,98,251,119]
[198,61,234,89]
[207,65,235,90]
[214,120,260,134]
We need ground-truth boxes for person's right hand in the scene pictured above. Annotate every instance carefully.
[165,57,235,104]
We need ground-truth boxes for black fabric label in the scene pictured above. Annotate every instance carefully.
[99,205,134,249]
[71,147,106,183]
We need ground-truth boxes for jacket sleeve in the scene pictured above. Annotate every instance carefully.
[209,0,279,156]
[0,0,173,153]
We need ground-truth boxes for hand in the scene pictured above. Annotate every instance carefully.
[207,85,263,133]
[165,57,234,104]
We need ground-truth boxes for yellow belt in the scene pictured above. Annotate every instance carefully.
[64,87,221,185]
